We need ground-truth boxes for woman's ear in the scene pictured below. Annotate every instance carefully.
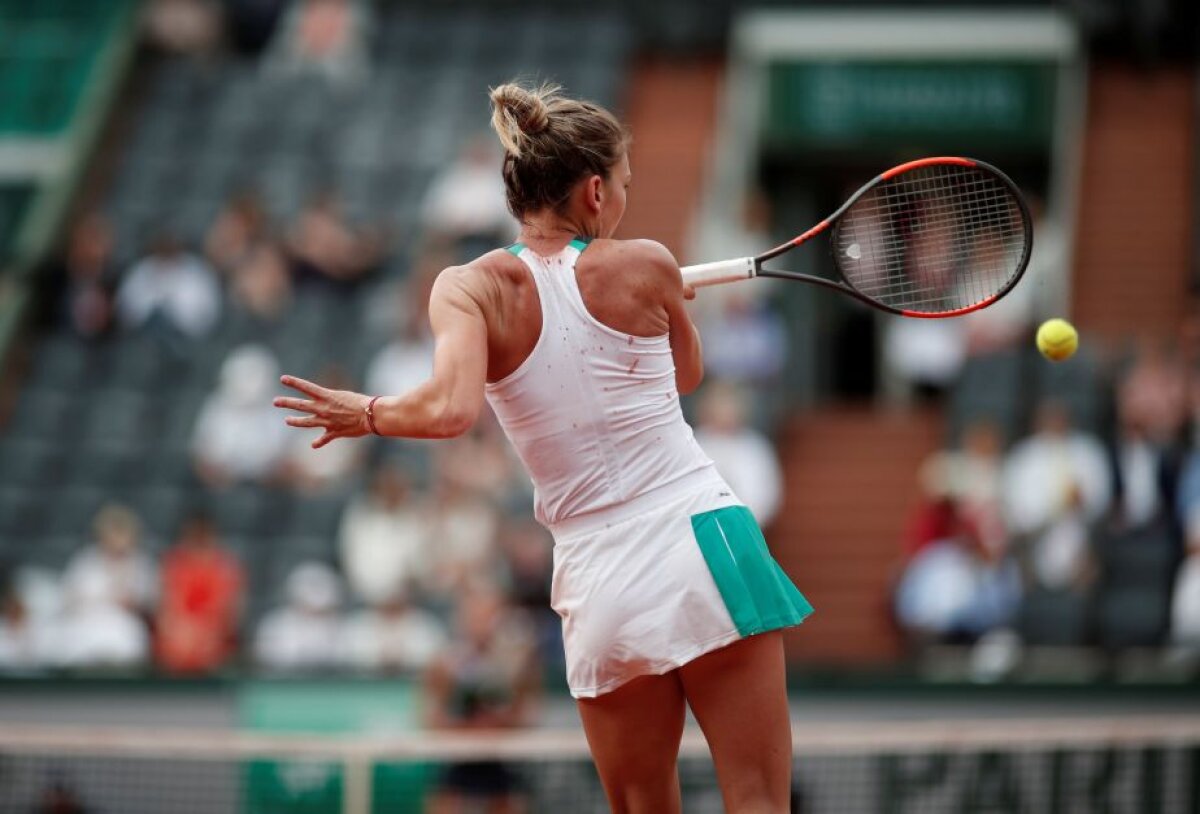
[585,174,604,214]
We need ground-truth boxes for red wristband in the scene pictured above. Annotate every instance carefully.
[365,396,382,435]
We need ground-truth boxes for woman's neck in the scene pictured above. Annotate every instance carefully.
[519,212,592,247]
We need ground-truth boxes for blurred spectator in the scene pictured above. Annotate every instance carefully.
[698,291,788,389]
[1171,507,1200,651]
[498,518,562,668]
[365,271,437,399]
[38,213,117,340]
[693,381,783,525]
[192,344,290,487]
[894,497,1020,644]
[262,0,371,85]
[1111,380,1181,534]
[205,192,269,275]
[420,135,516,252]
[229,240,293,321]
[425,456,503,598]
[883,316,966,402]
[143,0,223,56]
[254,561,344,672]
[341,589,446,673]
[116,234,221,343]
[424,585,539,814]
[1119,338,1188,448]
[287,192,381,289]
[339,466,431,606]
[155,514,244,674]
[0,573,51,670]
[62,505,157,618]
[285,366,366,493]
[1003,402,1111,591]
[57,567,149,669]
[913,420,1007,558]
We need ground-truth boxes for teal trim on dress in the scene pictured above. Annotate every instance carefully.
[506,242,525,256]
[690,505,813,636]
[568,236,593,253]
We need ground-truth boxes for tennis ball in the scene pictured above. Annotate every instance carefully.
[1036,318,1078,362]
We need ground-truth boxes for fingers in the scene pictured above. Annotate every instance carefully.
[312,430,344,449]
[682,284,697,301]
[280,374,328,399]
[285,416,324,429]
[274,396,317,413]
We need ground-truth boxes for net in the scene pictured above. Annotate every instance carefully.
[832,162,1030,316]
[1,717,1199,813]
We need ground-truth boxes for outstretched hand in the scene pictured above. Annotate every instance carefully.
[273,375,372,449]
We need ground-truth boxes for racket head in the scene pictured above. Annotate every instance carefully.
[824,157,1033,318]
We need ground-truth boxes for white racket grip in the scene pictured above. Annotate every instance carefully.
[680,257,756,288]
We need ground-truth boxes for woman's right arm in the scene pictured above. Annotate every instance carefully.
[636,240,704,395]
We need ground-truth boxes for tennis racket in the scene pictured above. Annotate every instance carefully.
[680,157,1033,318]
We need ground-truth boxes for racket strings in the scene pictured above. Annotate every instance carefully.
[834,165,1028,315]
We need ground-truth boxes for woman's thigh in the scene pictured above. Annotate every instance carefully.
[678,632,792,813]
[576,672,688,814]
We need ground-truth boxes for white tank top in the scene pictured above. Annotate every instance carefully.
[484,238,714,528]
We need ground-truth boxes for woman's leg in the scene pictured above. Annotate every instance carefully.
[576,672,688,814]
[678,632,792,814]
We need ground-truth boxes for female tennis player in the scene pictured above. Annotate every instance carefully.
[274,81,812,814]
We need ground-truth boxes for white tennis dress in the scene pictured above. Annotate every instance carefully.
[484,238,811,698]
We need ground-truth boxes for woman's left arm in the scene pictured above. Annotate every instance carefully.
[274,266,488,448]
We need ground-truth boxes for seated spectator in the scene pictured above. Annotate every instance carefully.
[254,561,344,672]
[1119,338,1188,448]
[192,344,291,487]
[155,514,244,674]
[116,234,221,342]
[1003,401,1111,592]
[698,291,787,389]
[57,565,149,669]
[284,365,366,494]
[261,0,371,85]
[1112,396,1180,534]
[693,380,783,525]
[894,498,1020,644]
[0,572,52,670]
[287,192,380,289]
[205,192,269,276]
[38,212,117,341]
[339,466,431,606]
[423,584,539,813]
[499,518,562,668]
[1171,506,1200,651]
[229,240,292,322]
[341,588,446,674]
[62,505,157,619]
[917,419,1007,557]
[883,316,966,401]
[420,135,516,252]
[365,272,438,399]
[424,455,503,598]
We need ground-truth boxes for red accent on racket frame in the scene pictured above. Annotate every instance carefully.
[900,292,1000,320]
[790,219,830,246]
[880,156,977,181]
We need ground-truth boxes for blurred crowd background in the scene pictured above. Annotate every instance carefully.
[0,0,1197,700]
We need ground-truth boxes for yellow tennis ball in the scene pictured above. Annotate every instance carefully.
[1036,318,1078,362]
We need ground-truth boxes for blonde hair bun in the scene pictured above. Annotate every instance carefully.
[490,82,558,157]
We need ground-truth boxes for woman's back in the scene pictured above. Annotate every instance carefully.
[476,237,712,527]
